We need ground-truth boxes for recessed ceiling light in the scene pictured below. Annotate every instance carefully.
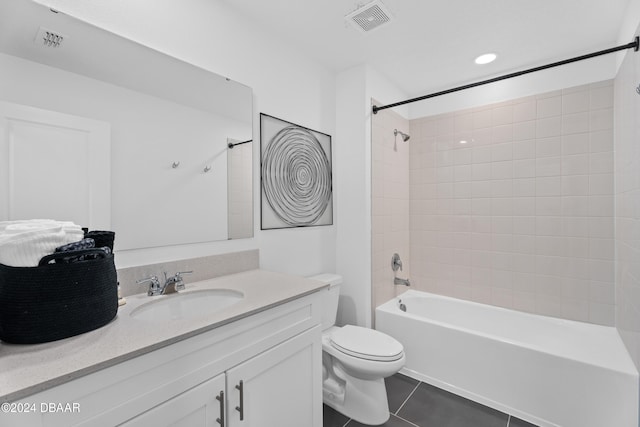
[459,140,468,144]
[475,53,497,65]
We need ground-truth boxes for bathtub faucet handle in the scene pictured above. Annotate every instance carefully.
[391,253,403,272]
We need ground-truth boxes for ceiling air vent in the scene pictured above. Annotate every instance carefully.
[345,0,393,33]
[34,27,66,48]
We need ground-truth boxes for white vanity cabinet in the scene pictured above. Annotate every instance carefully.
[120,373,226,426]
[2,291,323,427]
[225,327,319,427]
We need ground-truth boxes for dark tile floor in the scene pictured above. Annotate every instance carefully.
[323,373,539,427]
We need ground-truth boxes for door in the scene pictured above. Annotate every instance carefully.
[119,373,226,427]
[0,101,110,229]
[226,326,322,427]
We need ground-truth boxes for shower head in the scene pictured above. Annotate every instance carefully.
[394,129,410,142]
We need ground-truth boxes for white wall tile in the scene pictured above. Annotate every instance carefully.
[536,197,562,216]
[536,157,562,177]
[513,159,536,178]
[513,178,536,197]
[537,136,561,157]
[562,133,589,155]
[536,216,563,236]
[401,81,614,326]
[513,99,536,122]
[589,108,613,131]
[512,139,536,159]
[492,105,513,126]
[513,197,535,216]
[590,86,614,110]
[537,116,562,138]
[454,164,472,182]
[491,143,512,161]
[589,151,614,174]
[562,112,590,135]
[562,154,589,175]
[562,175,589,196]
[536,176,562,196]
[562,196,589,217]
[589,130,613,153]
[562,90,590,114]
[472,145,492,163]
[513,122,536,141]
[537,96,562,118]
[492,161,513,179]
[513,217,536,235]
[589,174,613,195]
[472,163,492,180]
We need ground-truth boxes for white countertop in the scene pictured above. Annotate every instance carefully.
[0,269,327,402]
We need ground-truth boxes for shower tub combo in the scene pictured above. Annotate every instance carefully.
[376,290,639,427]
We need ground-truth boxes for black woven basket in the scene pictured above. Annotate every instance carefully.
[0,249,118,344]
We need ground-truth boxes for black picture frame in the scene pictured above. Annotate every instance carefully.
[260,113,333,230]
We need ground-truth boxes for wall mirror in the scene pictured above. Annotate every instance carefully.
[0,0,254,250]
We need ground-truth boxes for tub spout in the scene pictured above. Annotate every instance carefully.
[394,277,410,286]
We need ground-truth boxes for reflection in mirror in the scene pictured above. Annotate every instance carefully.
[0,0,254,251]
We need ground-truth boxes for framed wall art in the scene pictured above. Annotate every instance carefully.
[260,113,333,230]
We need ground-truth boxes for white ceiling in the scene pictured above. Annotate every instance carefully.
[219,0,632,98]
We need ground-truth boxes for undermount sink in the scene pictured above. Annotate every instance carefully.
[130,289,244,322]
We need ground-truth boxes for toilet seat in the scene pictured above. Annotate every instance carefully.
[330,325,403,362]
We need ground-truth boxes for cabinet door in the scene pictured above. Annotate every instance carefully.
[120,373,226,427]
[226,326,322,427]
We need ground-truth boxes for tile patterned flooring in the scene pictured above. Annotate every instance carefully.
[323,374,539,427]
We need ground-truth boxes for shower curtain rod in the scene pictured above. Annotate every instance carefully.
[372,37,639,114]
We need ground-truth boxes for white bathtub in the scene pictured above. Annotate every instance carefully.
[376,290,639,427]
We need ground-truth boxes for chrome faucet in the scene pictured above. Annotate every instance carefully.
[136,271,193,296]
[391,253,410,286]
[394,277,411,286]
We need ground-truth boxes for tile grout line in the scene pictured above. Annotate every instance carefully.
[393,413,421,427]
[394,380,422,416]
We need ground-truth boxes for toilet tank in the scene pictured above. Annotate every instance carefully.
[308,273,342,330]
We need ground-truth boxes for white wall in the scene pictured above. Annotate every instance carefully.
[614,19,640,370]
[36,0,337,275]
[335,65,407,327]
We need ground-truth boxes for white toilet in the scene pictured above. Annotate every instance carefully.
[311,274,405,425]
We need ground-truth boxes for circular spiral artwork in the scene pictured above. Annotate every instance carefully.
[262,125,332,226]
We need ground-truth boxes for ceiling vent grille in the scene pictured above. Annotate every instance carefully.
[34,27,66,48]
[346,1,393,33]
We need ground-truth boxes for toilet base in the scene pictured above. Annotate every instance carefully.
[323,370,390,425]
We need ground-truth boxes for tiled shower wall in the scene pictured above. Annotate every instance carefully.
[615,29,640,368]
[371,101,410,320]
[407,81,615,325]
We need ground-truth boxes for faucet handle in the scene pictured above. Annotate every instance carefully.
[391,253,403,272]
[173,271,193,291]
[136,275,162,296]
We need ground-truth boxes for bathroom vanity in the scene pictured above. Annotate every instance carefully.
[0,270,326,427]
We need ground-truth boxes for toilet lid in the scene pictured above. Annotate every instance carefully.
[330,325,404,362]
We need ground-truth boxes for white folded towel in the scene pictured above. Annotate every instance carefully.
[0,220,85,267]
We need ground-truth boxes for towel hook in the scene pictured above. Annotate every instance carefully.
[172,161,180,169]
[204,165,212,173]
